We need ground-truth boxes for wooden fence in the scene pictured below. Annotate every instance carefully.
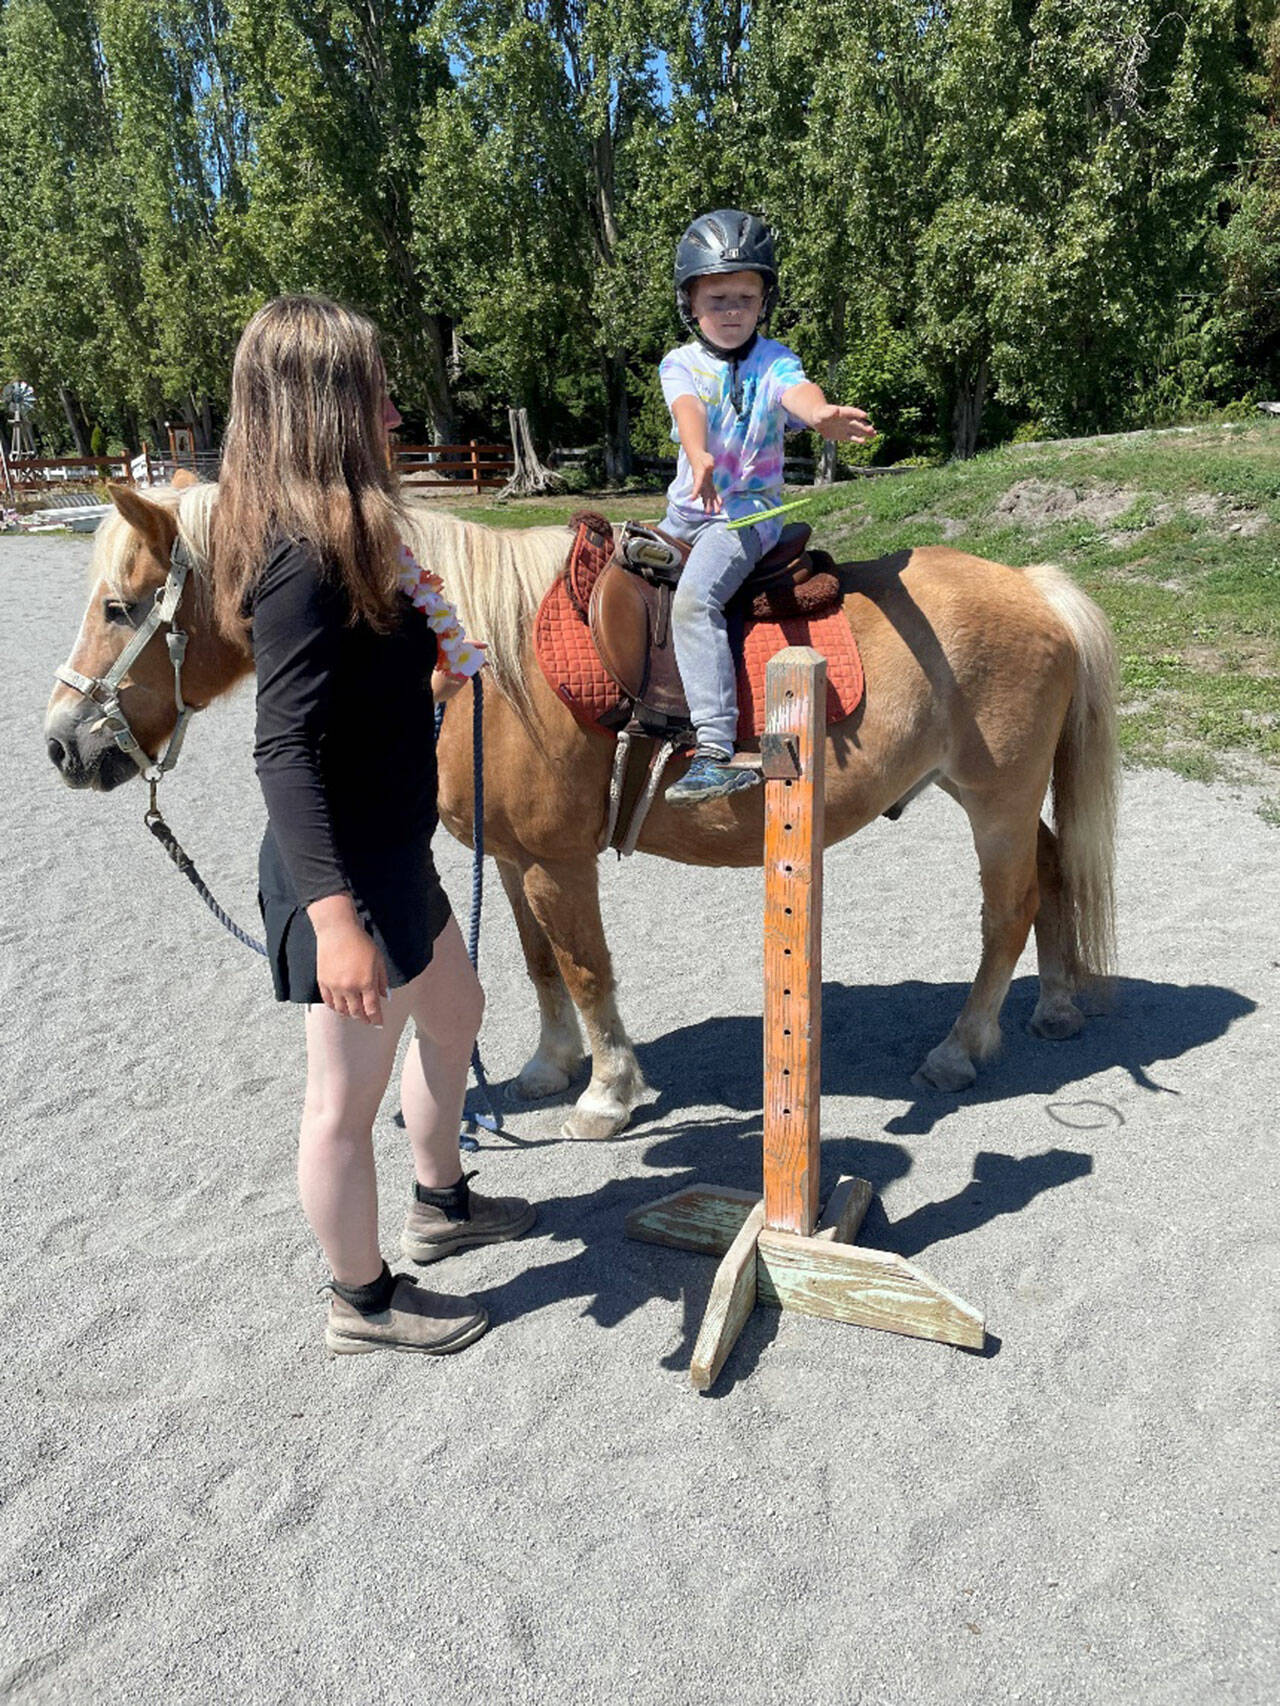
[1,441,218,494]
[395,441,514,493]
[4,437,516,498]
[3,454,135,493]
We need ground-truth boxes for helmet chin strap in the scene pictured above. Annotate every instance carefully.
[683,324,760,414]
[687,325,760,364]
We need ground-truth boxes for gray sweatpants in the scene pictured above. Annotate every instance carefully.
[663,508,782,754]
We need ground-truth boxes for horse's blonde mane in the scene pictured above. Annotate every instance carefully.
[91,482,219,600]
[91,485,570,715]
[400,507,571,712]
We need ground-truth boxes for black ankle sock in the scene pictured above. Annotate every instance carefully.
[329,1260,397,1314]
[413,1170,476,1221]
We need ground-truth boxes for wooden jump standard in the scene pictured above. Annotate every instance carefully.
[626,647,985,1389]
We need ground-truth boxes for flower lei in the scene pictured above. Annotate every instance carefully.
[396,542,487,680]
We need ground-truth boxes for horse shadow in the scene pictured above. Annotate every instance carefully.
[629,971,1255,1138]
[471,972,1253,1392]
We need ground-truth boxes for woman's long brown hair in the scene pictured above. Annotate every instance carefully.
[212,295,404,647]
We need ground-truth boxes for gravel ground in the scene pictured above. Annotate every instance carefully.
[3,534,1277,1705]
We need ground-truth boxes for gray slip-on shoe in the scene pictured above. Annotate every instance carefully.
[401,1184,536,1265]
[324,1274,489,1356]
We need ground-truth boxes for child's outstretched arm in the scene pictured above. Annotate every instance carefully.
[780,381,876,445]
[671,392,722,512]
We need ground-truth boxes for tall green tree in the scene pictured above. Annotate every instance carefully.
[914,0,1249,451]
[415,0,663,475]
[95,0,248,447]
[982,0,1249,439]
[743,0,946,466]
[0,0,150,448]
[1204,3,1280,399]
[226,0,456,438]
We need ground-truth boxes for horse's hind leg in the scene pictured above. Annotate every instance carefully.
[496,856,586,1098]
[1028,819,1089,1040]
[916,797,1041,1092]
[518,855,648,1141]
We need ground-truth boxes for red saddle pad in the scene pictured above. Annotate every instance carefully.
[534,557,865,741]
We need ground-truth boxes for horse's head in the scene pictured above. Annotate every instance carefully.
[44,478,246,791]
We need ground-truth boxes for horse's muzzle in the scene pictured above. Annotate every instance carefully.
[44,704,137,792]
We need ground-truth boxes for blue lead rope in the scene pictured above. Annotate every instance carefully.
[437,673,504,1149]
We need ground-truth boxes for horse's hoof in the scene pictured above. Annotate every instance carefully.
[1029,1001,1086,1041]
[560,1102,630,1141]
[913,1046,977,1093]
[511,1057,581,1100]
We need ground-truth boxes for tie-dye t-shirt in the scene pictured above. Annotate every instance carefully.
[659,336,808,525]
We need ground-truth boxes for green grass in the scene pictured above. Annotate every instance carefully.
[422,419,1280,821]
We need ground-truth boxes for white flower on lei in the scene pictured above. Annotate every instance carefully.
[396,542,487,680]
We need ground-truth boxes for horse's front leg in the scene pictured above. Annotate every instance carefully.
[495,855,586,1098]
[518,855,648,1140]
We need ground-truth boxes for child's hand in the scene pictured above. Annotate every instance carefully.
[690,450,723,513]
[812,404,877,444]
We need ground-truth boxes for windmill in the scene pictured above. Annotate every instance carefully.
[2,381,37,458]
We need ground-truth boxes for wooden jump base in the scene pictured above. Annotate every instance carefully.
[626,647,985,1389]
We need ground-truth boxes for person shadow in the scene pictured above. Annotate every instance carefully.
[471,971,1254,1390]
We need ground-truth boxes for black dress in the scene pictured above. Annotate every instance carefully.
[248,536,452,1004]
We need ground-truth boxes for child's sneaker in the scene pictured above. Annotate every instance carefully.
[665,749,761,805]
[324,1273,488,1356]
[401,1172,536,1265]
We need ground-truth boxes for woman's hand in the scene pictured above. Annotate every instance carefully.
[308,894,388,1024]
[431,668,470,704]
[690,450,722,513]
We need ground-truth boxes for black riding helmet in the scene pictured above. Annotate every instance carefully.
[674,210,779,355]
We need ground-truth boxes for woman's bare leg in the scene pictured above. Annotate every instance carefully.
[398,916,485,1189]
[299,998,406,1286]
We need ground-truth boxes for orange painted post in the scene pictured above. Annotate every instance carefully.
[470,438,480,493]
[762,647,827,1235]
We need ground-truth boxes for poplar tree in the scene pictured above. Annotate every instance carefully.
[95,0,247,447]
[415,0,663,477]
[226,0,456,438]
[0,0,149,449]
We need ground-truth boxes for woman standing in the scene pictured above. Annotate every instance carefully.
[212,296,534,1357]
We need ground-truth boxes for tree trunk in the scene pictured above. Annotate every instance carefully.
[58,386,91,456]
[950,357,990,460]
[602,352,632,483]
[816,292,847,486]
[118,404,141,457]
[183,395,204,452]
[501,407,565,497]
[421,314,457,444]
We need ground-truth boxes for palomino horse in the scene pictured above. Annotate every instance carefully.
[46,482,1118,1139]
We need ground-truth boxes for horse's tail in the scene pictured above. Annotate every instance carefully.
[1022,563,1119,984]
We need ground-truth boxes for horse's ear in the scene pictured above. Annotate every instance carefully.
[107,483,178,556]
[171,468,199,490]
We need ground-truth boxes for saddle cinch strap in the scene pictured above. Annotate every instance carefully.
[588,521,833,739]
